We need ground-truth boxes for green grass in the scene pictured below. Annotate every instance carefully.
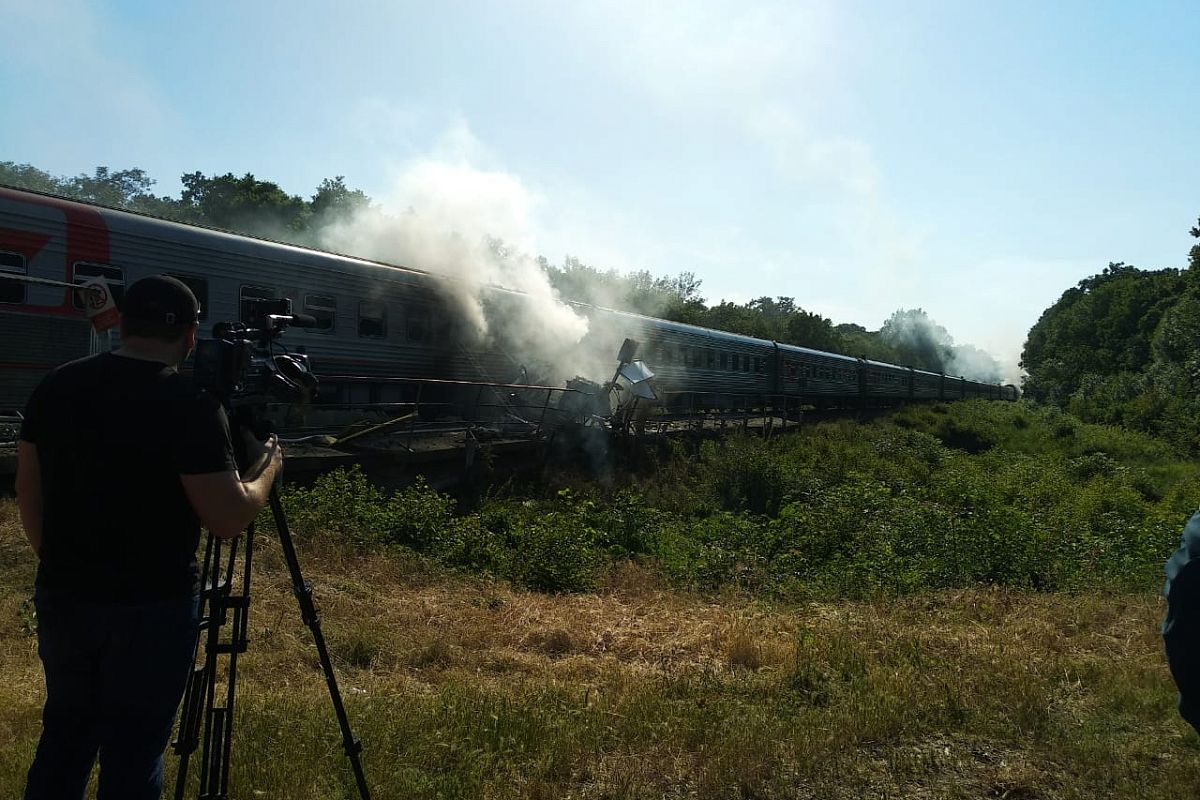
[3,400,1199,798]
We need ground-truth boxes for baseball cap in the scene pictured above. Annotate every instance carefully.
[121,275,200,326]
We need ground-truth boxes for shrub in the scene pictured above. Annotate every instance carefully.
[279,400,1199,600]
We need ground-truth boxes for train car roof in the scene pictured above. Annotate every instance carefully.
[868,362,953,379]
[772,340,859,363]
[0,184,438,284]
[570,302,784,349]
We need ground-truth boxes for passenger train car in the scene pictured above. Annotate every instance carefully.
[0,186,1017,415]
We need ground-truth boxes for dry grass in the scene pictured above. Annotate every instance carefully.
[2,500,1198,798]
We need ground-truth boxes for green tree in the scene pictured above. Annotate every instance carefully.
[310,176,372,228]
[179,171,312,241]
[65,166,155,207]
[834,323,904,363]
[785,309,840,352]
[1021,263,1185,403]
[0,162,66,194]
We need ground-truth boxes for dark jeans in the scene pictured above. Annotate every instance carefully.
[24,589,200,800]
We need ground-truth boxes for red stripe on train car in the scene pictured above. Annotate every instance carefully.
[0,188,110,309]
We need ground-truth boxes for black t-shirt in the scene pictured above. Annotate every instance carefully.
[21,352,237,603]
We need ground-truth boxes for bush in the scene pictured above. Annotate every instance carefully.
[281,401,1199,599]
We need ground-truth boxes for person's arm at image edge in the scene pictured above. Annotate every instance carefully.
[16,441,42,556]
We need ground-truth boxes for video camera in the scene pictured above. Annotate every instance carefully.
[193,298,319,413]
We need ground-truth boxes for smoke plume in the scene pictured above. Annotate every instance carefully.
[316,135,591,381]
[879,308,1003,383]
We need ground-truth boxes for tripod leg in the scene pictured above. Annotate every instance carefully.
[196,526,253,800]
[172,524,255,800]
[215,526,254,797]
[173,533,218,800]
[268,487,372,800]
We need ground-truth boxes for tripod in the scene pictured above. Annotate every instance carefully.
[171,485,371,799]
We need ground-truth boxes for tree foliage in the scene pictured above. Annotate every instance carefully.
[1021,219,1200,452]
[179,171,312,238]
[1021,263,1186,404]
[0,161,371,247]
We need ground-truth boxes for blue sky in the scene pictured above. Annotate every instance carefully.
[3,0,1198,378]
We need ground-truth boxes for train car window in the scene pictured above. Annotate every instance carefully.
[756,358,765,374]
[358,300,387,338]
[407,307,430,342]
[166,274,208,321]
[304,293,337,333]
[731,353,739,371]
[706,349,715,369]
[0,251,26,304]
[72,262,125,310]
[239,285,276,322]
[743,355,751,373]
[720,352,728,370]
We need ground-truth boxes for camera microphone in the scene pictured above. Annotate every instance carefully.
[288,313,319,328]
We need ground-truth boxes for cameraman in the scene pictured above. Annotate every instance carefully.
[16,275,282,800]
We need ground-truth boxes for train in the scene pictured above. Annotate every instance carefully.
[0,185,1018,418]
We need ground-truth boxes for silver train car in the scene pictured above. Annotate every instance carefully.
[0,186,1018,414]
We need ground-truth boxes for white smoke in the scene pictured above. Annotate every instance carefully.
[317,125,590,378]
[880,308,1004,384]
[949,343,1005,385]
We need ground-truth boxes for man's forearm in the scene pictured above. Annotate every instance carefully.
[239,446,282,509]
[180,438,284,538]
[17,491,42,556]
[16,442,42,556]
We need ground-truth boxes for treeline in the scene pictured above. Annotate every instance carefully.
[0,161,369,247]
[1,161,1000,380]
[1021,221,1200,452]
